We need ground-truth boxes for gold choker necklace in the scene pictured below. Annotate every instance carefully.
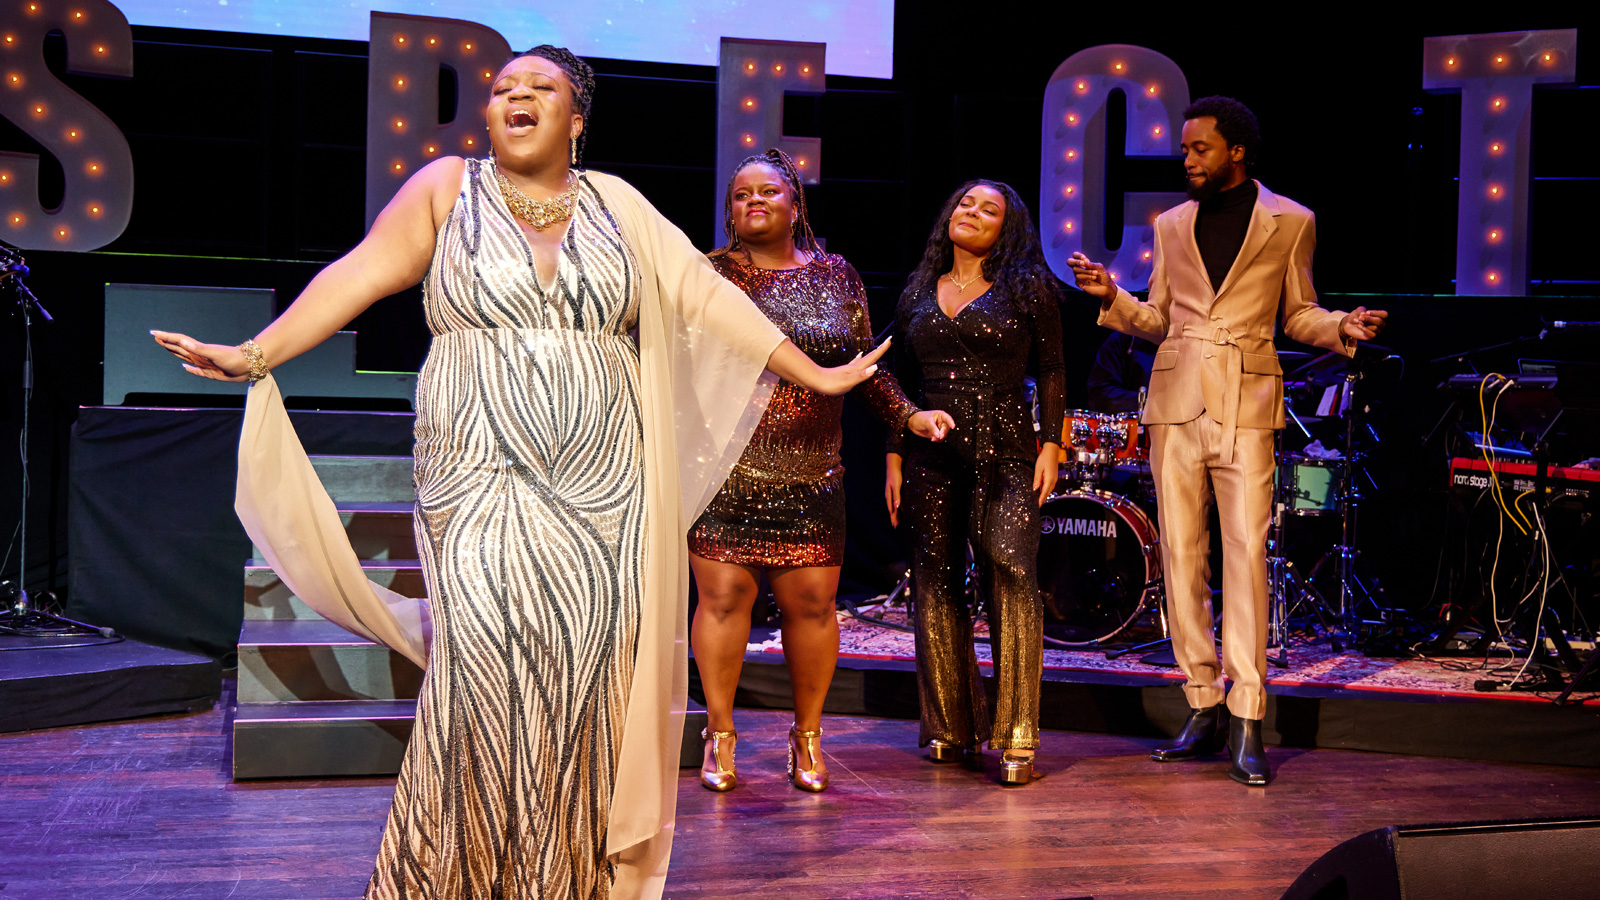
[495,167,579,230]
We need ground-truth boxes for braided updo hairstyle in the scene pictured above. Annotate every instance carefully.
[713,148,825,264]
[508,45,597,166]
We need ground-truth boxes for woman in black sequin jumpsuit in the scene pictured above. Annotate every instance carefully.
[689,150,954,792]
[885,180,1065,785]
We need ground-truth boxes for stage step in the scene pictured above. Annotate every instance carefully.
[244,558,425,621]
[248,501,417,562]
[236,617,423,703]
[233,699,416,779]
[234,453,427,778]
[231,451,707,779]
[232,699,710,779]
[308,454,414,504]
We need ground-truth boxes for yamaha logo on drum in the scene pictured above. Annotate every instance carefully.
[1041,516,1118,538]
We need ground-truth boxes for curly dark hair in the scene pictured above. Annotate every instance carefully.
[710,148,825,263]
[1182,95,1260,167]
[896,179,1060,329]
[506,45,596,165]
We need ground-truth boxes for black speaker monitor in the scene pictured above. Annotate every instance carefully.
[1280,817,1600,900]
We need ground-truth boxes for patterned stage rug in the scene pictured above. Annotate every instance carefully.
[739,598,1600,707]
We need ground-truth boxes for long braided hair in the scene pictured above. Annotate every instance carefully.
[895,178,1059,330]
[711,148,826,264]
[507,45,597,166]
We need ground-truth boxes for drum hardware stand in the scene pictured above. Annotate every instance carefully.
[863,549,988,635]
[0,245,109,638]
[1266,497,1344,662]
[1100,582,1176,664]
[1274,348,1393,651]
[1326,360,1394,639]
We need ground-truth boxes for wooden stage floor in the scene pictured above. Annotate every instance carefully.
[3,695,1599,900]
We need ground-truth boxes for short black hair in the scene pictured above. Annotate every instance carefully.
[1182,96,1260,166]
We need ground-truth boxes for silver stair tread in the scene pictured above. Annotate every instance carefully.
[238,618,389,647]
[235,699,417,722]
[331,501,414,514]
[307,455,416,505]
[245,558,421,570]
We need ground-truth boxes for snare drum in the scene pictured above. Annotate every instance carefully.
[1276,454,1341,515]
[1037,489,1162,644]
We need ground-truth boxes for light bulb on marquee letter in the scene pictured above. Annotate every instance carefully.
[1039,44,1190,291]
[1423,29,1576,296]
[365,12,512,229]
[0,0,132,251]
[714,37,824,246]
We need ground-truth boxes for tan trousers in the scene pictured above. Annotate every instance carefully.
[1149,415,1275,720]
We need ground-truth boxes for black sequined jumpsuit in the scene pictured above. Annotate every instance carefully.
[890,285,1065,751]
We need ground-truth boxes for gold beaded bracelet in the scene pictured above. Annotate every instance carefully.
[238,338,270,383]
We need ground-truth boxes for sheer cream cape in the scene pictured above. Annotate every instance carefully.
[234,169,784,900]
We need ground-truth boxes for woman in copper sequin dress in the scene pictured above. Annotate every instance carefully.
[884,180,1065,786]
[689,150,954,792]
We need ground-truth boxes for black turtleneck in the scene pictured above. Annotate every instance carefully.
[1194,179,1258,293]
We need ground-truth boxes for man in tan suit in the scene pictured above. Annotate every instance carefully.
[1069,97,1386,785]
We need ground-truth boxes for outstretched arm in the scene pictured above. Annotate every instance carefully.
[1069,249,1170,344]
[765,338,891,397]
[1277,214,1388,353]
[153,157,464,379]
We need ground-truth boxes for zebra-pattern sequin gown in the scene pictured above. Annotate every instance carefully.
[367,160,643,900]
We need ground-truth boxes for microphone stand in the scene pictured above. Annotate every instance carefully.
[0,246,111,638]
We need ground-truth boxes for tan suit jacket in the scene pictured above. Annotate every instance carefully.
[1098,180,1350,461]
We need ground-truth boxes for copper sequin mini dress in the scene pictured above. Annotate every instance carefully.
[687,253,916,568]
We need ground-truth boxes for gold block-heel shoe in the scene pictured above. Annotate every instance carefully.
[999,749,1035,786]
[700,728,737,792]
[787,725,828,792]
[927,739,965,763]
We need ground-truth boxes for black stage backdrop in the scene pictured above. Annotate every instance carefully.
[0,7,1594,656]
[68,408,416,660]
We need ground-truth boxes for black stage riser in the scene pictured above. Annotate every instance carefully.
[695,654,1600,769]
[0,638,220,733]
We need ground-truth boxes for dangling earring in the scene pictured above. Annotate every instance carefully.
[570,137,578,166]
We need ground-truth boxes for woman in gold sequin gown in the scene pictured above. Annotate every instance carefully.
[689,150,954,792]
[884,180,1066,786]
[155,52,896,900]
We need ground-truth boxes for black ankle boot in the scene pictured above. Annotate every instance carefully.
[1150,704,1227,762]
[1227,715,1271,786]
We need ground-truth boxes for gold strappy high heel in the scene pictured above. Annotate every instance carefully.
[787,725,828,792]
[700,728,737,792]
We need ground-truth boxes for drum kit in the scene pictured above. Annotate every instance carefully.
[1040,347,1388,659]
[1038,409,1162,647]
